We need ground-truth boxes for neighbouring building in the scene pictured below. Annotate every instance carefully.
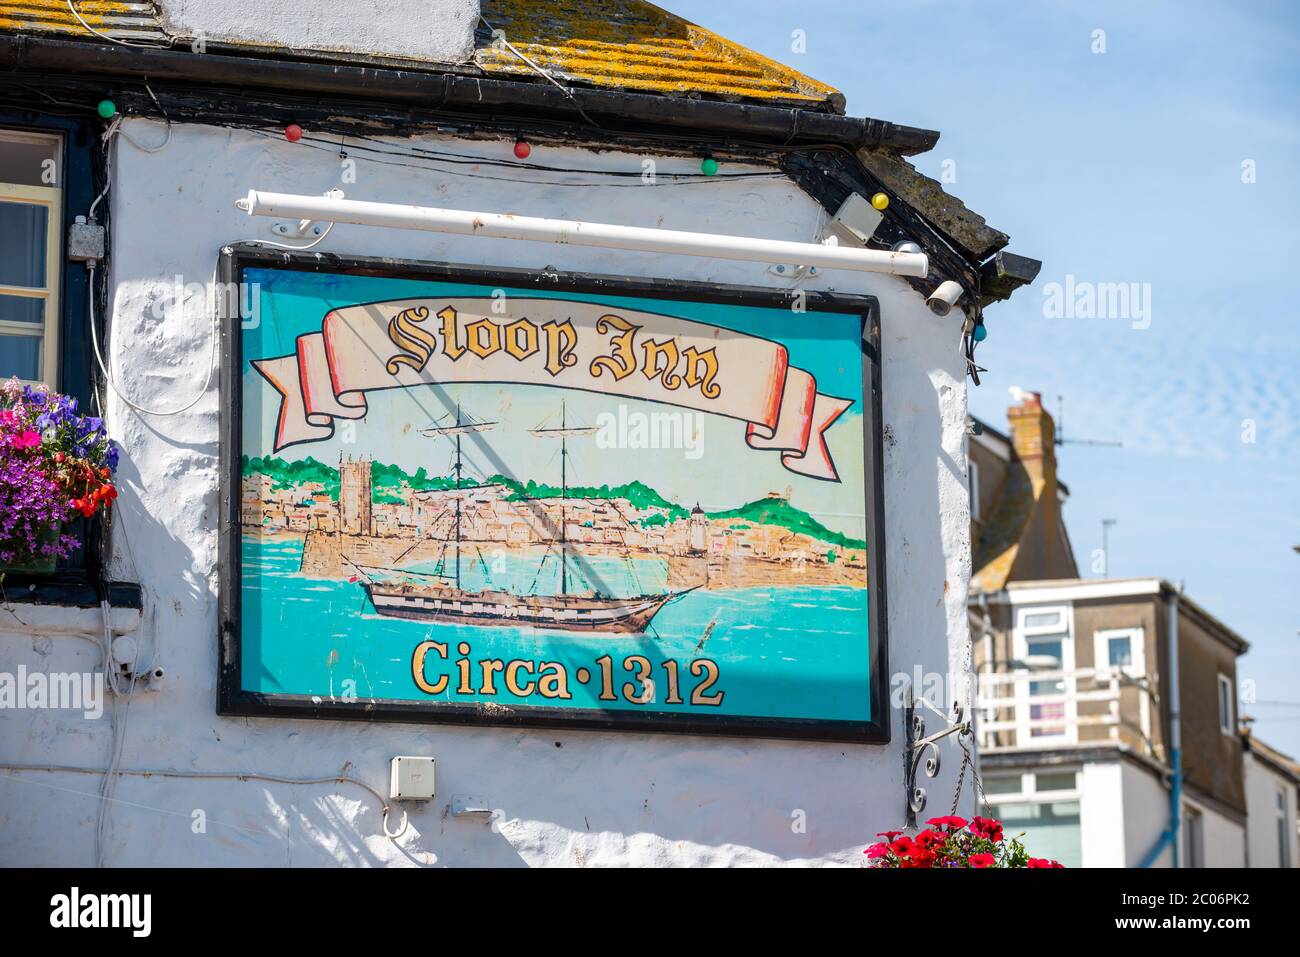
[968,391,1296,867]
[0,1,1040,866]
[1241,729,1300,868]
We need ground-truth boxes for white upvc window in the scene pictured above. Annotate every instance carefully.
[1217,673,1235,736]
[1094,626,1145,675]
[983,768,1082,867]
[1011,604,1076,743]
[0,129,63,386]
[1277,787,1292,869]
[1093,626,1151,749]
[1183,803,1205,868]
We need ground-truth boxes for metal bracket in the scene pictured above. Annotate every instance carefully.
[271,219,327,238]
[766,263,820,280]
[903,686,971,827]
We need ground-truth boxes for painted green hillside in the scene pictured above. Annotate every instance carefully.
[242,457,862,547]
[705,498,867,550]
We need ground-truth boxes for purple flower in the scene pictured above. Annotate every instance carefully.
[0,450,75,564]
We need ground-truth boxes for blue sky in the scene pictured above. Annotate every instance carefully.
[665,0,1300,753]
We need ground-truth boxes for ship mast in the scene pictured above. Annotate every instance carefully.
[528,402,595,597]
[560,400,567,597]
[453,402,462,589]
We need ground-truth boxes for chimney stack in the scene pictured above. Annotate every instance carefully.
[1006,391,1057,492]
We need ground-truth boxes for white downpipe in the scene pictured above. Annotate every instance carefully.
[234,190,931,278]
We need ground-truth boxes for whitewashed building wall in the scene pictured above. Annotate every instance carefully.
[0,119,974,866]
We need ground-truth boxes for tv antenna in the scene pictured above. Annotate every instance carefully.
[1100,518,1117,576]
[1056,395,1123,448]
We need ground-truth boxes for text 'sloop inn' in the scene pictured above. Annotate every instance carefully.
[252,297,853,481]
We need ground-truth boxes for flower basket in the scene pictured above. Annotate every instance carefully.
[1,379,118,576]
[865,815,1064,868]
[0,520,62,575]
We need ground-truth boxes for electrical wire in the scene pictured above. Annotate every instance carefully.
[1,763,409,845]
[321,129,780,180]
[66,0,177,49]
[87,262,219,417]
[250,129,783,189]
[95,601,136,868]
[244,220,336,251]
[479,15,602,129]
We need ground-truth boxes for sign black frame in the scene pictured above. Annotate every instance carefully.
[216,244,890,743]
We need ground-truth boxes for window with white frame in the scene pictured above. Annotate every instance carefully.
[1014,605,1074,740]
[1183,804,1204,868]
[1093,626,1151,750]
[0,129,62,386]
[1217,673,1235,736]
[1277,787,1292,868]
[983,769,1082,867]
[1094,627,1144,674]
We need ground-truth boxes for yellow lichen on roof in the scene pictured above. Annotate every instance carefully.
[477,0,842,109]
[2,0,842,109]
[0,0,167,43]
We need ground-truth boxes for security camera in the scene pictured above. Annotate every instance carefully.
[926,280,964,317]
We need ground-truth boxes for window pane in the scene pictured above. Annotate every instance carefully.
[1027,636,1065,696]
[1023,611,1062,628]
[0,201,49,288]
[0,333,41,380]
[982,775,1022,795]
[0,135,59,188]
[0,293,44,325]
[1035,771,1077,792]
[1107,636,1132,667]
[988,800,1082,868]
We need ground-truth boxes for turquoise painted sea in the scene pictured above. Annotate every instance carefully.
[241,535,872,721]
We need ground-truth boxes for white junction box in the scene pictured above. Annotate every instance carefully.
[389,756,436,801]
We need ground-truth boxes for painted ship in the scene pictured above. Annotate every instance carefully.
[356,403,694,635]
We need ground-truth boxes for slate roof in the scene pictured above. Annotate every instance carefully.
[475,0,841,109]
[0,0,842,110]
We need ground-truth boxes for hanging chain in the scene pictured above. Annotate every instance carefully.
[948,729,992,817]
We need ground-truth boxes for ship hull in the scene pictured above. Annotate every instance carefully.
[363,586,678,634]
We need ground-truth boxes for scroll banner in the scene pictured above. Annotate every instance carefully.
[252,297,852,481]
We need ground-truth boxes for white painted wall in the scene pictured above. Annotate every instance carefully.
[1079,761,1125,867]
[1120,757,1173,867]
[157,0,480,64]
[1181,795,1246,868]
[1244,753,1298,867]
[0,119,973,867]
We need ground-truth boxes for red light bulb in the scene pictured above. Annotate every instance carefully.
[513,139,531,159]
[284,124,303,143]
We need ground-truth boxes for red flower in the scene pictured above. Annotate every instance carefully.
[925,815,968,831]
[1026,858,1064,868]
[889,837,914,855]
[913,829,944,849]
[865,842,890,859]
[970,816,1004,842]
[902,848,937,868]
[968,853,995,868]
[876,830,904,841]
